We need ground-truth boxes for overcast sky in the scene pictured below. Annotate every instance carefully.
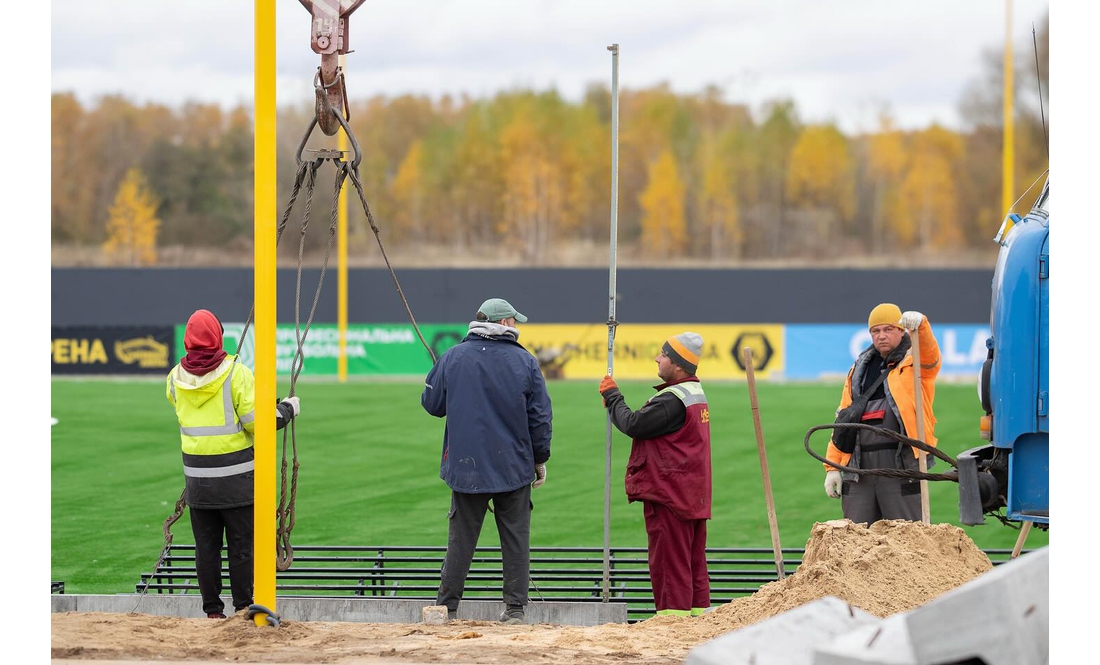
[51,0,1049,133]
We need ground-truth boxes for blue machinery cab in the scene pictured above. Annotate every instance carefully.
[957,179,1049,527]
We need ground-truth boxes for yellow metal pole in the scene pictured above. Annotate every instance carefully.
[338,54,349,383]
[253,0,277,625]
[1002,0,1014,216]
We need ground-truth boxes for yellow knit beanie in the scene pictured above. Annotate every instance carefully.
[867,303,902,330]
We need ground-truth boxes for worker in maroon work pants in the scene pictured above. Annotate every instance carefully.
[599,331,713,616]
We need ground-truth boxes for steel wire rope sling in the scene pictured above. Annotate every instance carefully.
[803,423,969,519]
[134,140,340,613]
[804,423,960,482]
[136,2,438,610]
[234,17,437,571]
[804,423,1022,529]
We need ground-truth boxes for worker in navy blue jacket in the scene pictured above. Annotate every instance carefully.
[421,297,553,625]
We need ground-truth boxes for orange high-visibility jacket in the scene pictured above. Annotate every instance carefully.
[824,317,941,472]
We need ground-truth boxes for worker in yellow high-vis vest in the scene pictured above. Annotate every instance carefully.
[166,309,300,619]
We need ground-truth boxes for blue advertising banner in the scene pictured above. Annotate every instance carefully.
[784,324,991,380]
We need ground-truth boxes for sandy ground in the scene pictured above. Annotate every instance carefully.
[51,519,994,664]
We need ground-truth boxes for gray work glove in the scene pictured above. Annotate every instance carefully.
[532,463,547,489]
[899,311,925,331]
[824,470,842,499]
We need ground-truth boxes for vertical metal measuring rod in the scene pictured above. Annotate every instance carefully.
[602,43,620,604]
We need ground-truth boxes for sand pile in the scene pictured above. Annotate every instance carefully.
[51,520,996,664]
[552,519,994,650]
[697,518,993,629]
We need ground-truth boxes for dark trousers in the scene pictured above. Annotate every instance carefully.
[643,501,710,612]
[189,505,254,615]
[437,485,531,612]
[841,448,922,524]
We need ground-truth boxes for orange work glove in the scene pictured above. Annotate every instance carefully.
[599,376,618,407]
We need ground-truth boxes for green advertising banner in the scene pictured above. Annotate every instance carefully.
[173,323,467,377]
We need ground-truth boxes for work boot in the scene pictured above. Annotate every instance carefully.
[207,612,227,619]
[499,606,524,625]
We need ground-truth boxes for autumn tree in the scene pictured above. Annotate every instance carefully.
[867,113,908,251]
[52,48,1048,268]
[892,125,964,249]
[557,103,609,245]
[52,93,88,243]
[638,149,687,258]
[495,93,572,263]
[786,123,855,248]
[103,167,161,266]
[755,100,800,255]
[498,116,562,263]
[450,103,503,250]
[695,136,741,260]
[390,139,426,242]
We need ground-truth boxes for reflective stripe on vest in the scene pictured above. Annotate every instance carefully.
[183,460,255,478]
[172,360,253,458]
[659,381,707,406]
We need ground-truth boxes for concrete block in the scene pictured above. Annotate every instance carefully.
[421,605,448,624]
[813,619,916,665]
[50,594,628,627]
[907,546,1048,665]
[685,596,880,665]
[813,546,1049,665]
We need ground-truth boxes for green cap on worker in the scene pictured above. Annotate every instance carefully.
[477,298,528,323]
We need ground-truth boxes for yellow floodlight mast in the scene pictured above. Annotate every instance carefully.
[1002,0,1015,217]
[253,0,278,626]
[338,54,349,383]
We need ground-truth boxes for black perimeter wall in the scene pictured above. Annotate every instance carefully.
[52,268,994,326]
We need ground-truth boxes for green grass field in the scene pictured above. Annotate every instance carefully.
[51,377,1047,594]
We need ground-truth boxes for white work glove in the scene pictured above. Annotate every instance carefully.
[824,471,842,499]
[532,463,547,489]
[279,396,300,418]
[899,311,925,331]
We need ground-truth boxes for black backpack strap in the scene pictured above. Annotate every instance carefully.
[854,365,889,400]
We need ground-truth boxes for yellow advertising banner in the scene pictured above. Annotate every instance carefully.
[519,324,784,380]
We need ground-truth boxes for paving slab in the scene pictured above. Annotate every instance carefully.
[815,546,1049,665]
[685,596,880,665]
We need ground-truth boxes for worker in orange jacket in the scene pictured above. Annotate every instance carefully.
[824,303,940,524]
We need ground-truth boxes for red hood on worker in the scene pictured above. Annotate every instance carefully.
[181,309,228,376]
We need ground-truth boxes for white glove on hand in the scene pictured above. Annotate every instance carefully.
[899,311,924,331]
[532,463,547,489]
[824,471,842,499]
[280,396,301,417]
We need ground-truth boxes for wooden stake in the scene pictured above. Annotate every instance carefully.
[743,347,785,580]
[1011,521,1033,558]
[910,327,931,524]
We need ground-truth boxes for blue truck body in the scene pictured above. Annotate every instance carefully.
[958,179,1049,526]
